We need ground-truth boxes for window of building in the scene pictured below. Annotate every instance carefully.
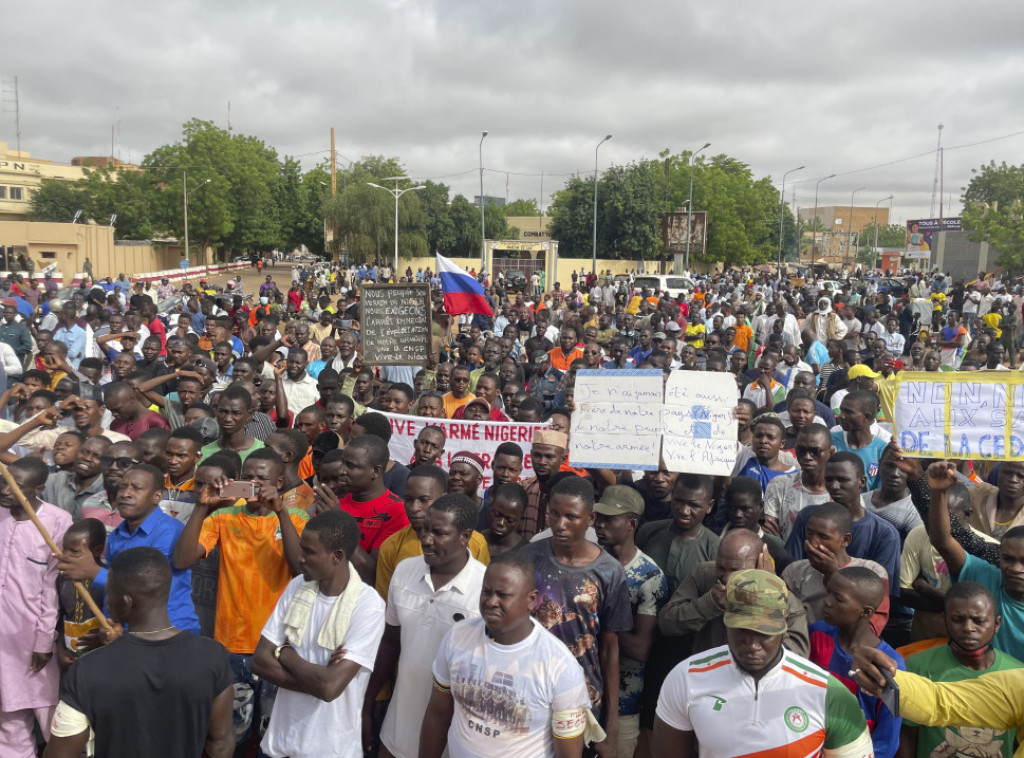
[40,251,57,259]
[0,186,6,198]
[9,187,23,201]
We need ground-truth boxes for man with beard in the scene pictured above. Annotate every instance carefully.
[279,348,320,412]
[653,570,869,758]
[375,465,490,600]
[516,429,568,540]
[58,464,201,635]
[446,451,486,510]
[79,441,141,530]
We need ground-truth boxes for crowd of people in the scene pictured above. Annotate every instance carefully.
[1,257,1024,758]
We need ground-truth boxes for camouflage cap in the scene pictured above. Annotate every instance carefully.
[722,569,788,636]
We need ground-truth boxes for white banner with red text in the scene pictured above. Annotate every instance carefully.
[381,411,548,493]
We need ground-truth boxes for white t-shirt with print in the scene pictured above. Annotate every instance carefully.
[433,617,591,758]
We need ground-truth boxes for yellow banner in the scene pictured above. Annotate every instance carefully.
[892,371,1024,461]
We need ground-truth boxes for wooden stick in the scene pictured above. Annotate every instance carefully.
[0,462,113,633]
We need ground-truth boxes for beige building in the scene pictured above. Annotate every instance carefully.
[505,215,551,241]
[0,219,188,283]
[0,141,89,222]
[799,205,891,264]
[0,141,139,223]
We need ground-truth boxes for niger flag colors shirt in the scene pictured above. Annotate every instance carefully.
[656,645,871,758]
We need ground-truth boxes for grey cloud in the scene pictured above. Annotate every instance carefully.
[5,0,1024,226]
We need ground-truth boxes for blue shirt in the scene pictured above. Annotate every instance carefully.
[805,340,830,382]
[53,324,87,368]
[786,507,901,596]
[94,507,200,635]
[959,553,1024,661]
[809,622,904,758]
[831,431,888,490]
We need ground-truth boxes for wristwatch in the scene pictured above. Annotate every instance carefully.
[273,644,289,660]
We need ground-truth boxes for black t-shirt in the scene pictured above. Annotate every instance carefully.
[61,632,231,758]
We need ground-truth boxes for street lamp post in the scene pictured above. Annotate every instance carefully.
[810,174,835,268]
[592,135,612,275]
[846,186,866,268]
[685,143,711,274]
[367,177,426,274]
[777,165,805,278]
[479,131,488,273]
[873,195,895,263]
[182,171,211,266]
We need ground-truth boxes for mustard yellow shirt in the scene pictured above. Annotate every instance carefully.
[374,526,491,599]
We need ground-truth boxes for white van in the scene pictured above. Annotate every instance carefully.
[632,275,696,299]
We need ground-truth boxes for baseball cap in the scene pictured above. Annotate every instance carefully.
[464,397,491,414]
[594,485,644,517]
[653,332,667,340]
[723,569,789,636]
[665,321,681,333]
[1,298,17,308]
[848,364,881,380]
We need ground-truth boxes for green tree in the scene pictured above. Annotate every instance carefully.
[419,180,456,255]
[144,120,237,260]
[322,157,429,264]
[28,179,83,224]
[962,161,1024,273]
[548,177,602,258]
[502,198,540,217]
[857,223,906,252]
[599,161,666,264]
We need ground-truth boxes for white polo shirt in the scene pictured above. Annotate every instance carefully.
[379,552,487,758]
[656,645,870,758]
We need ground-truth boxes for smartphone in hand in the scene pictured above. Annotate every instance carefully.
[221,481,257,500]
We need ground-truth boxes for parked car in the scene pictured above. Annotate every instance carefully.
[502,269,528,291]
[632,275,696,300]
[867,277,908,297]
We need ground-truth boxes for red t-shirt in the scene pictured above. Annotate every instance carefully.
[148,317,167,355]
[338,489,409,551]
[111,410,171,441]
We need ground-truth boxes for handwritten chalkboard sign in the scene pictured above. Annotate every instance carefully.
[359,283,432,366]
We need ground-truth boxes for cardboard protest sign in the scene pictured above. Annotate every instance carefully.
[570,369,664,470]
[569,369,739,474]
[663,371,739,476]
[893,371,1024,460]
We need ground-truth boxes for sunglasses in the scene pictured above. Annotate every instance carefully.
[101,456,142,469]
[795,446,827,458]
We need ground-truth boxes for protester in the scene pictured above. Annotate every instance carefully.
[653,569,871,757]
[44,547,233,758]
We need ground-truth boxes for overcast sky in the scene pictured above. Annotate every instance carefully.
[6,0,1024,225]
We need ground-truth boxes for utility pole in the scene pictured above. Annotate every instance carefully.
[330,127,337,195]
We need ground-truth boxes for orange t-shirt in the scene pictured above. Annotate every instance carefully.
[549,346,584,372]
[734,323,754,352]
[199,505,309,653]
[443,391,475,418]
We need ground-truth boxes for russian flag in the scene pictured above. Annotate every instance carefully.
[437,254,493,316]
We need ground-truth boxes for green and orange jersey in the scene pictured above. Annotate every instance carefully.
[656,645,869,758]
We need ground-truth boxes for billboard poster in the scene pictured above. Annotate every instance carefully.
[663,211,707,254]
[906,218,962,255]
